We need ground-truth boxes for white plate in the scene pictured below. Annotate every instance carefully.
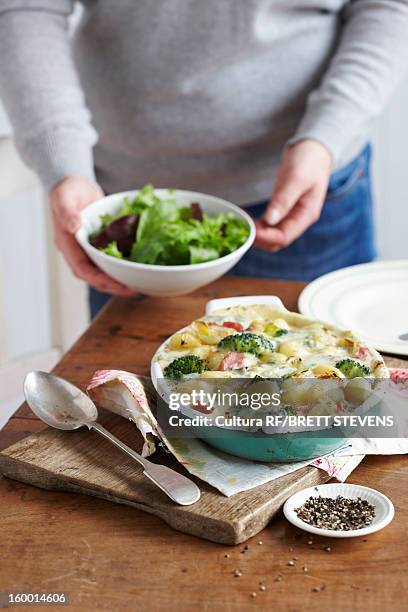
[283,483,394,538]
[298,260,408,356]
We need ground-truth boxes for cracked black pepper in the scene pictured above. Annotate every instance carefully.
[295,495,375,531]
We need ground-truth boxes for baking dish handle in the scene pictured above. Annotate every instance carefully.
[205,295,287,315]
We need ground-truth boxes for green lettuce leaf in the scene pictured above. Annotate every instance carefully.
[100,241,123,259]
[189,246,220,263]
[92,185,250,266]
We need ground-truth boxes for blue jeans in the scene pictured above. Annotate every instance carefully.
[89,145,375,318]
[230,144,375,281]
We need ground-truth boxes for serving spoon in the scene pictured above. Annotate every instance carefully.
[23,371,201,506]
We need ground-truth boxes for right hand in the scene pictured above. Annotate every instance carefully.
[49,176,136,296]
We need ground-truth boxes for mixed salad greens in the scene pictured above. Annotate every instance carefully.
[89,184,250,266]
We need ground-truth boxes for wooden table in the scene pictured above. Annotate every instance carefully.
[1,277,407,612]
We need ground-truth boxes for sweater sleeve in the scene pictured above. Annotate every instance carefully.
[289,0,408,165]
[0,0,97,190]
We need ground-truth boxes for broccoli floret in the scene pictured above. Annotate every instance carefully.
[164,355,206,379]
[264,323,288,337]
[217,332,276,356]
[335,358,370,378]
[274,329,288,337]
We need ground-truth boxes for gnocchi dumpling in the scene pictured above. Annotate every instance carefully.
[344,378,372,405]
[311,364,345,379]
[279,341,302,357]
[169,332,201,350]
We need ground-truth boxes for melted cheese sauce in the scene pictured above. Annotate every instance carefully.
[157,309,385,379]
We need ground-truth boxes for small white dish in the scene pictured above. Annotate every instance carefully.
[283,483,394,538]
[76,188,255,297]
[298,260,408,356]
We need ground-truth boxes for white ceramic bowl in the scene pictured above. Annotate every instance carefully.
[76,189,255,297]
[283,483,394,538]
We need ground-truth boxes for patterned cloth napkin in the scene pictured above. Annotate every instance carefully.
[87,369,408,497]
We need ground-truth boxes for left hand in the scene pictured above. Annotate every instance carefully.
[255,139,333,252]
[50,176,137,296]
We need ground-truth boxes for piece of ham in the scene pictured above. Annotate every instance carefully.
[353,346,370,362]
[218,351,252,371]
[221,321,244,332]
[207,321,244,332]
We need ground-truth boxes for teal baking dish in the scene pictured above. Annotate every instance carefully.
[151,295,386,463]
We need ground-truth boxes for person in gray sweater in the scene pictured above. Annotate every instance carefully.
[0,1,407,316]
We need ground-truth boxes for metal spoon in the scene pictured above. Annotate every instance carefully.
[23,371,201,506]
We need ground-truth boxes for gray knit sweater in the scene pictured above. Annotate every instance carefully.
[0,1,408,204]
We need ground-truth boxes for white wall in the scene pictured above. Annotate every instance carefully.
[0,146,51,360]
[372,80,408,260]
[0,138,58,426]
[0,134,89,429]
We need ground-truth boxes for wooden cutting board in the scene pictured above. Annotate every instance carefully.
[0,408,330,545]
